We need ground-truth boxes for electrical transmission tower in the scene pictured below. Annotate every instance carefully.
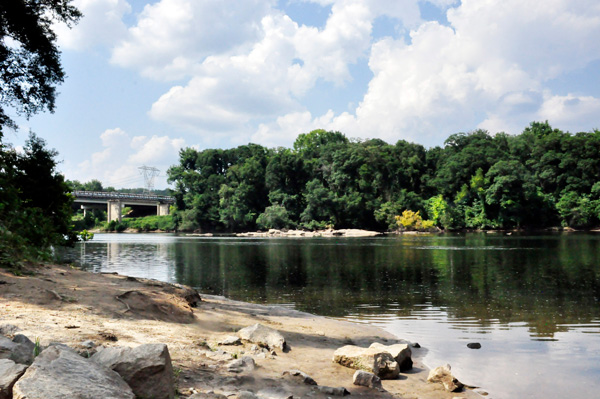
[138,165,160,193]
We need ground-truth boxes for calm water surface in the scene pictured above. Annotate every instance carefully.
[62,233,600,399]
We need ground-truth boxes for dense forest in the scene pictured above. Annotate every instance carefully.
[168,122,600,232]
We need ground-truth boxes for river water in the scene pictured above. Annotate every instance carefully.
[61,232,600,398]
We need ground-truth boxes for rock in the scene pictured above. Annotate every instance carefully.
[12,345,134,399]
[411,342,421,348]
[227,356,256,373]
[316,386,351,396]
[92,343,174,399]
[282,369,318,385]
[219,336,242,346]
[238,323,286,351]
[257,387,294,399]
[81,340,96,349]
[189,393,228,399]
[333,345,400,379]
[236,391,259,399]
[0,335,34,365]
[427,364,464,392]
[369,342,413,371]
[206,349,233,361]
[352,370,382,389]
[0,325,20,337]
[0,359,28,399]
[467,343,481,349]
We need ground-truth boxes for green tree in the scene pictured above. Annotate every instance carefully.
[0,1,81,131]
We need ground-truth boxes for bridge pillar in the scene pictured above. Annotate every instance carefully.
[157,203,170,216]
[107,200,122,222]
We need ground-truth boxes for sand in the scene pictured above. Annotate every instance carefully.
[0,263,480,398]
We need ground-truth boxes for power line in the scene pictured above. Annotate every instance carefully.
[138,165,160,193]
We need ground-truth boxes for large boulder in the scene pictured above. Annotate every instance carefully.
[333,345,399,379]
[427,363,464,392]
[12,345,134,399]
[238,324,286,351]
[0,359,28,399]
[369,342,413,371]
[0,335,35,365]
[92,343,174,399]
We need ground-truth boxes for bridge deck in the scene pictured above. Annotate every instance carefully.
[72,191,175,203]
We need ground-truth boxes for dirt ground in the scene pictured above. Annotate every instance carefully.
[0,263,480,398]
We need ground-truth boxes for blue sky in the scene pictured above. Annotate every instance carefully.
[6,0,600,189]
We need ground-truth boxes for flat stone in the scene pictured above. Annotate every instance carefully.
[227,356,255,373]
[13,345,134,399]
[92,343,174,399]
[333,345,400,379]
[316,386,351,396]
[467,343,481,349]
[236,391,259,399]
[0,359,28,399]
[282,369,318,385]
[238,323,286,351]
[219,336,242,346]
[189,393,228,399]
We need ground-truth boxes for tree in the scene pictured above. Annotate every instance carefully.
[0,133,75,267]
[0,1,81,132]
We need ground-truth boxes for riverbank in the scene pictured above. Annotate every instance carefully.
[0,263,481,398]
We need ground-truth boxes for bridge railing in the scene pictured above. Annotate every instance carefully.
[72,191,175,203]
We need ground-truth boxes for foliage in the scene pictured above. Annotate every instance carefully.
[0,133,76,268]
[105,215,176,232]
[395,210,435,231]
[0,0,81,131]
[78,230,94,241]
[256,204,295,230]
[168,124,600,232]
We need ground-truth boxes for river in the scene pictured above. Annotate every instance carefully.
[61,232,600,398]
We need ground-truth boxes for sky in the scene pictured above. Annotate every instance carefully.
[6,0,600,189]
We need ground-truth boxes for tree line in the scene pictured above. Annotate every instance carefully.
[168,122,600,232]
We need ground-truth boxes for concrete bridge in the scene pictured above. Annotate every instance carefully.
[72,191,175,222]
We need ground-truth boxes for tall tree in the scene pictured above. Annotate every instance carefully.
[0,0,81,132]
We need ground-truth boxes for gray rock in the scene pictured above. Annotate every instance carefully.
[227,356,256,373]
[0,325,20,337]
[189,393,228,399]
[219,336,242,346]
[282,369,317,385]
[257,387,294,399]
[316,386,351,396]
[92,343,174,399]
[0,335,34,365]
[238,323,286,350]
[333,345,399,379]
[467,342,481,349]
[427,364,464,392]
[12,345,134,399]
[0,359,28,399]
[369,342,413,371]
[352,370,382,389]
[236,391,259,399]
[81,340,96,349]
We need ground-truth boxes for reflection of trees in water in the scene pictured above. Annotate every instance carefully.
[170,235,600,338]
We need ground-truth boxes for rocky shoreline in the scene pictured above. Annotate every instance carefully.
[0,264,482,399]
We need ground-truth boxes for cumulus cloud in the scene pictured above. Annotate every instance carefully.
[281,0,600,146]
[95,0,600,148]
[71,128,185,189]
[110,0,276,80]
[55,0,131,50]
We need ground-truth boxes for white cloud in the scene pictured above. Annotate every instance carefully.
[55,0,131,50]
[286,0,600,145]
[71,128,184,189]
[110,0,276,80]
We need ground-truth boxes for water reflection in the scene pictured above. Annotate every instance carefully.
[61,232,600,399]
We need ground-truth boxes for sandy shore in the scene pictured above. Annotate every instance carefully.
[0,264,480,398]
